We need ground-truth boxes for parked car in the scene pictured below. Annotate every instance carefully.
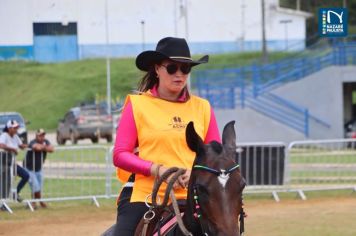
[56,105,113,145]
[344,118,356,148]
[0,112,29,144]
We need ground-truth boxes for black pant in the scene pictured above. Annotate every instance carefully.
[16,165,29,194]
[113,186,149,236]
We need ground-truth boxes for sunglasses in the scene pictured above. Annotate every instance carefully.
[161,63,191,75]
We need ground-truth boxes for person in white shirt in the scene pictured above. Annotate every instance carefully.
[0,120,29,202]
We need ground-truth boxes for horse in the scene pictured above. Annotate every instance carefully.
[134,121,246,236]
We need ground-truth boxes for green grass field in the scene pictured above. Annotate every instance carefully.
[289,150,356,164]
[17,177,121,200]
[16,145,110,164]
[0,51,294,130]
[287,147,356,184]
[10,146,118,201]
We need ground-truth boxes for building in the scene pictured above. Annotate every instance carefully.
[0,0,312,62]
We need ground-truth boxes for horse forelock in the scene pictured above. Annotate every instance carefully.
[195,141,236,170]
[209,141,223,154]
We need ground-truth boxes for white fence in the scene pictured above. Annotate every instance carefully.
[237,139,356,201]
[0,152,16,213]
[287,139,356,188]
[1,139,356,212]
[1,146,119,212]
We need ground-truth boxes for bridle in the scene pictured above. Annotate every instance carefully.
[141,164,245,236]
[191,163,245,236]
[193,163,240,176]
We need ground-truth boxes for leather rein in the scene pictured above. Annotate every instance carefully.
[142,164,244,236]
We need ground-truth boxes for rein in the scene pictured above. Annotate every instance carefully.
[141,167,192,236]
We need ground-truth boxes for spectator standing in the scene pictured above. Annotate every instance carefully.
[0,120,29,202]
[24,128,54,208]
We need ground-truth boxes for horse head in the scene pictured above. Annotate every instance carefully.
[184,121,246,236]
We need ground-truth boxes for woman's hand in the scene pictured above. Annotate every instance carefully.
[158,166,178,189]
[151,164,191,190]
[160,166,191,190]
[177,169,191,189]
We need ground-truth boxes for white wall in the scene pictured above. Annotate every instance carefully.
[0,0,309,46]
[267,13,306,41]
[0,0,33,45]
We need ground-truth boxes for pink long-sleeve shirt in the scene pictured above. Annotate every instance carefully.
[113,90,221,177]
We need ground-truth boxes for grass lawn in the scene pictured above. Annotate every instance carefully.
[15,177,121,201]
[0,51,295,130]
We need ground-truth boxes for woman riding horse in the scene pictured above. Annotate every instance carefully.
[112,37,220,236]
[135,121,246,236]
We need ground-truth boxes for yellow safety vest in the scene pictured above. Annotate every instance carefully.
[117,92,211,202]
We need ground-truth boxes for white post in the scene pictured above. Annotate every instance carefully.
[241,0,246,51]
[261,0,268,63]
[141,20,145,51]
[174,0,178,36]
[105,0,111,116]
[279,19,292,51]
[184,0,189,41]
[184,0,191,90]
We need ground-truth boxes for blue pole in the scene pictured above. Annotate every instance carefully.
[304,109,309,137]
[230,87,235,109]
[241,79,245,109]
[252,64,259,97]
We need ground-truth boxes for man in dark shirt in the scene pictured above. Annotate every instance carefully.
[24,129,54,208]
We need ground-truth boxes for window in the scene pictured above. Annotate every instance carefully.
[33,23,77,36]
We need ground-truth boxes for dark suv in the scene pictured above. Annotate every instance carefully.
[56,105,113,145]
[0,112,29,144]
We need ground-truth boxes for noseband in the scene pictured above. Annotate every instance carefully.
[191,163,242,236]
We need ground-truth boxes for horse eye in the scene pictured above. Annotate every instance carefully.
[196,185,209,197]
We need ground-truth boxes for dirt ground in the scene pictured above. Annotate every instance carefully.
[1,196,356,236]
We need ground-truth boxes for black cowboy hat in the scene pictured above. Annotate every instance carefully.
[136,37,209,71]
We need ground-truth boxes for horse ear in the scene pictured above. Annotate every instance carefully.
[222,120,236,150]
[186,122,204,153]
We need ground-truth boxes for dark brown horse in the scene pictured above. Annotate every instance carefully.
[102,121,245,236]
[135,121,246,236]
